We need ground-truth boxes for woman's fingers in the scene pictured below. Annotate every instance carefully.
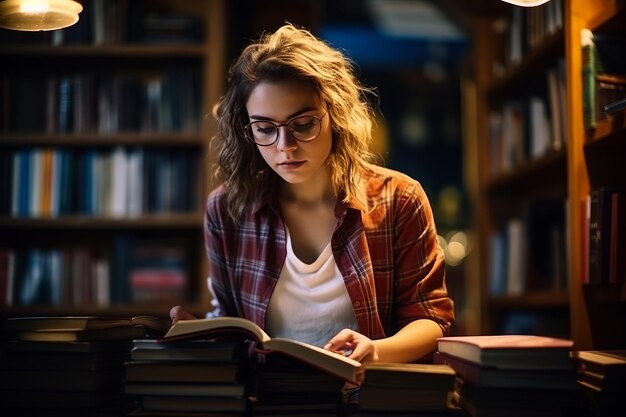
[169,306,197,323]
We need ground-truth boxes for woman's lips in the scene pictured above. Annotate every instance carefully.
[278,160,305,170]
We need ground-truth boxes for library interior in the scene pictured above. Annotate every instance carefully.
[0,0,625,416]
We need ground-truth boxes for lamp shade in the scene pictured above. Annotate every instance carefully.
[0,0,83,31]
[501,0,551,6]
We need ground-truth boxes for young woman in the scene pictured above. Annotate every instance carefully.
[170,23,454,369]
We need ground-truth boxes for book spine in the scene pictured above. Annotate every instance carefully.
[588,187,615,285]
[581,29,597,130]
[609,191,626,284]
[433,352,481,387]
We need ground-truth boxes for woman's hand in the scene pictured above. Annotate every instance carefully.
[324,329,380,386]
[324,328,380,364]
[168,306,197,324]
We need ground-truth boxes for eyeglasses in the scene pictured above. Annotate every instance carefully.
[244,111,327,146]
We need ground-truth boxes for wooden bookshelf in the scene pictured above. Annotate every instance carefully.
[0,0,226,318]
[463,0,626,349]
[0,133,206,147]
[0,214,204,230]
[0,45,207,57]
[485,148,566,194]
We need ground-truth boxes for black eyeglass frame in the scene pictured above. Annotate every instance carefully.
[244,110,328,146]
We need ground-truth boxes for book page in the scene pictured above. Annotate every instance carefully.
[264,337,361,383]
[162,316,271,343]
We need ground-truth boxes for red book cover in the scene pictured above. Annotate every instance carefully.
[436,335,574,370]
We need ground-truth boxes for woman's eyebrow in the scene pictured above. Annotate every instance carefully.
[248,106,319,122]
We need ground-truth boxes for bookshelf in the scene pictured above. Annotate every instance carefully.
[0,0,226,318]
[463,0,626,350]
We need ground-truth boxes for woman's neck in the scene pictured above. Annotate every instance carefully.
[279,168,335,206]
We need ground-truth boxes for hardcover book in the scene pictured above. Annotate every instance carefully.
[454,381,583,417]
[588,187,616,284]
[609,192,626,284]
[0,350,127,370]
[9,325,160,342]
[4,315,170,332]
[358,362,456,412]
[0,368,123,392]
[573,350,626,389]
[124,382,246,398]
[358,385,452,411]
[125,361,243,384]
[130,339,244,362]
[436,335,574,369]
[361,362,456,390]
[433,351,578,390]
[140,395,247,413]
[4,315,171,342]
[1,339,132,353]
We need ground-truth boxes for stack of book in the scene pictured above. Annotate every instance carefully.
[347,362,458,417]
[123,338,252,416]
[251,355,345,416]
[0,315,169,416]
[155,316,363,416]
[435,335,582,417]
[572,350,626,415]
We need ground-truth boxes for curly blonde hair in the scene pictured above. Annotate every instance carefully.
[212,23,377,220]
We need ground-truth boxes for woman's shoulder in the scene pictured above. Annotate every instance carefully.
[205,184,229,219]
[363,163,423,191]
[206,183,228,205]
[357,164,431,212]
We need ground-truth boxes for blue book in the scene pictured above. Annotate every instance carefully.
[18,149,31,217]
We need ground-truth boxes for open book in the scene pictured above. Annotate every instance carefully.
[161,316,361,384]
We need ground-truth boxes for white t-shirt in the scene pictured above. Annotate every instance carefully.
[265,230,358,347]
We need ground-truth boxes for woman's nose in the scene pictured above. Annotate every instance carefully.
[276,125,298,151]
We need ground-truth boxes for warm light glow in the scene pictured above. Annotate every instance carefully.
[447,241,466,260]
[501,0,551,7]
[441,230,471,266]
[20,0,49,13]
[0,0,83,31]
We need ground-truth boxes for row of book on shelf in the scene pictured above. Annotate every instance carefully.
[1,314,624,416]
[491,309,571,341]
[489,186,626,295]
[491,26,626,178]
[0,237,189,308]
[488,59,567,177]
[487,0,566,177]
[504,0,563,68]
[0,0,204,46]
[489,198,567,297]
[2,66,201,135]
[0,146,199,217]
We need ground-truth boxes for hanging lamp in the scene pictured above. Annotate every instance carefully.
[0,0,83,31]
[501,0,551,6]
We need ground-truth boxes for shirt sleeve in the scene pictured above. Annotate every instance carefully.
[392,181,454,335]
[203,190,239,318]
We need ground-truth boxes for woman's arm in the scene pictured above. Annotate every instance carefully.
[325,177,453,365]
[372,319,442,362]
[324,319,442,365]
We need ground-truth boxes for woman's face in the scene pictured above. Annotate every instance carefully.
[245,80,332,186]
